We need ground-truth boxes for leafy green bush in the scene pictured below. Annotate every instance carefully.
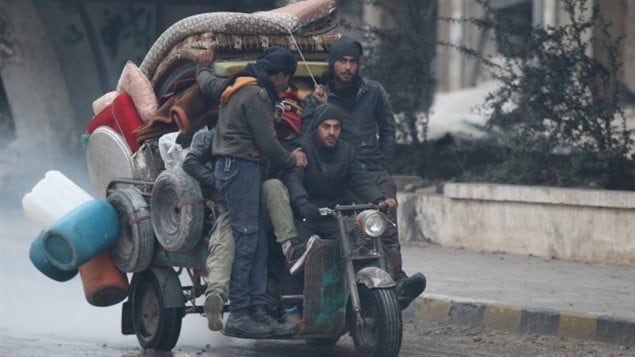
[424,0,634,190]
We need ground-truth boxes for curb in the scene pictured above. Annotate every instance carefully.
[403,294,635,346]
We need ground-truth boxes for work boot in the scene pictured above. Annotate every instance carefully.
[223,308,273,338]
[395,272,427,310]
[252,305,295,337]
[204,292,225,331]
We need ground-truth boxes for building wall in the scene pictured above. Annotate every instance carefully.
[624,0,635,94]
[594,0,626,79]
[0,0,78,201]
[436,0,493,92]
[398,183,635,266]
[0,0,276,205]
[435,0,634,94]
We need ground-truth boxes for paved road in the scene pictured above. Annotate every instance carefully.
[2,207,634,356]
[401,243,635,321]
[2,320,632,356]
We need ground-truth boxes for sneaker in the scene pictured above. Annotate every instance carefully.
[284,305,302,328]
[204,292,225,331]
[282,238,304,269]
[289,235,319,275]
[395,272,427,310]
[223,308,273,338]
[252,305,295,337]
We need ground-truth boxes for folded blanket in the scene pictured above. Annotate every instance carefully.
[170,85,215,134]
[134,84,217,144]
[159,75,196,106]
[133,95,178,144]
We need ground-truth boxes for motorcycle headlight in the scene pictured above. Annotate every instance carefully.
[356,209,386,238]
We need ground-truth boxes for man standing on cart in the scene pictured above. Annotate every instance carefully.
[210,46,307,338]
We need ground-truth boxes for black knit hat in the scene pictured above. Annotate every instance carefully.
[328,35,363,65]
[256,46,297,76]
[312,103,347,131]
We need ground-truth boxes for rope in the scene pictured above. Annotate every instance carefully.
[287,27,318,87]
[176,198,208,208]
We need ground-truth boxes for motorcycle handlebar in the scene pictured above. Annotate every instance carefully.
[318,207,334,216]
[378,201,397,213]
[318,203,380,216]
[335,203,378,211]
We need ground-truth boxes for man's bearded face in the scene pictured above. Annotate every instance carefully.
[333,56,358,85]
[316,118,341,148]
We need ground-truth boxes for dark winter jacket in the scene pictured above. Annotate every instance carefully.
[301,78,396,171]
[209,64,295,170]
[182,129,215,189]
[182,129,224,203]
[283,133,384,220]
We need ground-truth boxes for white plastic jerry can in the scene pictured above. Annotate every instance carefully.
[21,170,94,229]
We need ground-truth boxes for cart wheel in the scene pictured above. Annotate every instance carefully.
[305,336,340,348]
[347,285,402,357]
[108,187,155,272]
[131,269,183,351]
[151,168,204,252]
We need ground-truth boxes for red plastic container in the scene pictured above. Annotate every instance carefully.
[111,92,143,152]
[79,250,129,307]
[85,103,115,134]
[85,93,143,153]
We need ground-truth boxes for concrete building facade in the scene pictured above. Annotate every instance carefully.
[435,0,634,93]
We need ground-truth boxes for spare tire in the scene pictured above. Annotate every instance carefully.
[151,168,204,252]
[108,187,155,272]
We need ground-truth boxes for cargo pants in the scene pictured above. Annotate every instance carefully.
[204,176,298,302]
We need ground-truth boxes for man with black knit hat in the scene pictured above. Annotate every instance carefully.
[200,46,307,338]
[301,36,426,310]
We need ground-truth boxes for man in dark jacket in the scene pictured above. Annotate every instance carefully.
[283,103,396,269]
[301,36,425,310]
[200,46,307,338]
[182,128,233,333]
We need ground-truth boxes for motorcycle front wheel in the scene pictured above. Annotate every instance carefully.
[347,285,402,357]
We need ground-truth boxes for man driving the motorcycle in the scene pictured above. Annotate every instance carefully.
[281,103,399,320]
[282,103,396,271]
